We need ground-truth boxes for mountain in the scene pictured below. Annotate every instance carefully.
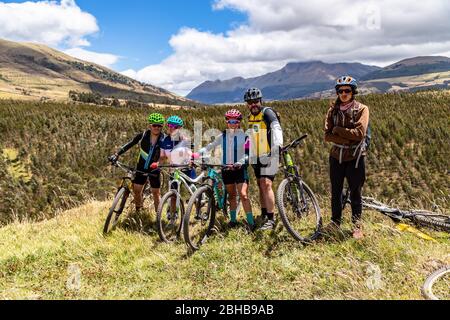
[0,38,195,106]
[187,61,381,104]
[362,56,450,80]
[188,57,450,104]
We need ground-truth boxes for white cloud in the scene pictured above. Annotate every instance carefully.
[0,0,98,47]
[0,0,120,68]
[64,47,120,68]
[125,0,450,96]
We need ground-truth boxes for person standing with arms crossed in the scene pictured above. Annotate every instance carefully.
[324,76,370,240]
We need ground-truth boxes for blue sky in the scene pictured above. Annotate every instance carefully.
[0,0,245,71]
[1,0,450,95]
[71,0,246,71]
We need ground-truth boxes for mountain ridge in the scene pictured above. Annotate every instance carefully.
[0,38,198,106]
[187,57,450,103]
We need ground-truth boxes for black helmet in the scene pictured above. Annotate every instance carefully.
[244,88,263,102]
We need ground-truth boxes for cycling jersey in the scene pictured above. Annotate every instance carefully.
[200,130,249,166]
[161,135,196,178]
[118,131,165,172]
[248,107,283,157]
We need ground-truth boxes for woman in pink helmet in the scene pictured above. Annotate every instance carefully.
[199,109,255,231]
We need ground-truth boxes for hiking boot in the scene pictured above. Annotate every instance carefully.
[228,221,239,229]
[352,223,364,240]
[255,215,268,227]
[259,219,276,231]
[246,223,257,233]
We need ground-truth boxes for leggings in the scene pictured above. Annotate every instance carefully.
[330,156,366,225]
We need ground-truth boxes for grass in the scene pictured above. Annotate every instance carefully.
[0,200,448,300]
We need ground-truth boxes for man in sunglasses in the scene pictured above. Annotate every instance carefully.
[244,88,284,231]
[109,113,166,213]
[324,76,370,240]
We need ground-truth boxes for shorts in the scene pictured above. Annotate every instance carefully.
[222,167,249,185]
[252,162,278,181]
[133,171,161,189]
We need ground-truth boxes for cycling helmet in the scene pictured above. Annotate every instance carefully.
[335,76,358,93]
[167,115,184,127]
[225,109,243,120]
[244,88,263,102]
[148,113,165,125]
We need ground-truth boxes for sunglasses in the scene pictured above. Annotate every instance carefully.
[151,124,163,128]
[247,99,260,105]
[168,124,181,129]
[227,120,241,125]
[338,89,353,94]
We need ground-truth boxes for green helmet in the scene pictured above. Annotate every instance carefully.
[148,113,165,125]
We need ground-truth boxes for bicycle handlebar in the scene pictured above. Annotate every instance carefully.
[109,160,159,176]
[282,134,308,153]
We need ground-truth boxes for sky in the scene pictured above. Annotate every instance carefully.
[1,0,450,96]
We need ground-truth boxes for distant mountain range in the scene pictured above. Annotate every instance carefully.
[0,38,196,106]
[187,56,450,104]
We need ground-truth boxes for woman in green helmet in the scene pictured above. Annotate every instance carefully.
[109,113,166,213]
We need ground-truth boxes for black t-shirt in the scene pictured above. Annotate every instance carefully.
[118,131,165,171]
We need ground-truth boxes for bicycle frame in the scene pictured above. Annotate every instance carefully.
[202,166,227,211]
[280,138,309,213]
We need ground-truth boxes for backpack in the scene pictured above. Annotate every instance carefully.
[262,107,282,125]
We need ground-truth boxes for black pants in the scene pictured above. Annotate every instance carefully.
[330,156,366,225]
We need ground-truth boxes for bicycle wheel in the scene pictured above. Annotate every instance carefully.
[277,177,322,242]
[103,187,130,235]
[183,185,216,251]
[156,190,185,243]
[422,266,450,300]
[413,212,450,232]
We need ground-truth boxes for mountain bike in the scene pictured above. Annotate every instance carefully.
[156,165,206,243]
[422,266,450,300]
[103,159,159,235]
[276,135,323,243]
[342,191,450,232]
[183,162,238,252]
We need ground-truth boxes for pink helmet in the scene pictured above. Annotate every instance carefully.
[225,109,243,120]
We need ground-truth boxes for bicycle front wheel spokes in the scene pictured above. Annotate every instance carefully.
[277,177,322,242]
[183,185,216,251]
[156,190,185,243]
[103,187,130,235]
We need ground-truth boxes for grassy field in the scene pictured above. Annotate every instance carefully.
[0,91,448,300]
[0,200,448,300]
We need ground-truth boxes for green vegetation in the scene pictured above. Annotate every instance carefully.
[0,91,449,226]
[0,91,449,300]
[0,201,448,299]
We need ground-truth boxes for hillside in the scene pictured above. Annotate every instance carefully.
[0,200,448,299]
[362,56,450,80]
[187,57,450,103]
[0,91,449,225]
[0,38,197,106]
[187,61,380,103]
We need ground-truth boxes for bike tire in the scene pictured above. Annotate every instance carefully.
[413,213,450,233]
[183,185,216,252]
[103,187,130,235]
[277,177,322,243]
[156,190,185,243]
[422,266,450,300]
